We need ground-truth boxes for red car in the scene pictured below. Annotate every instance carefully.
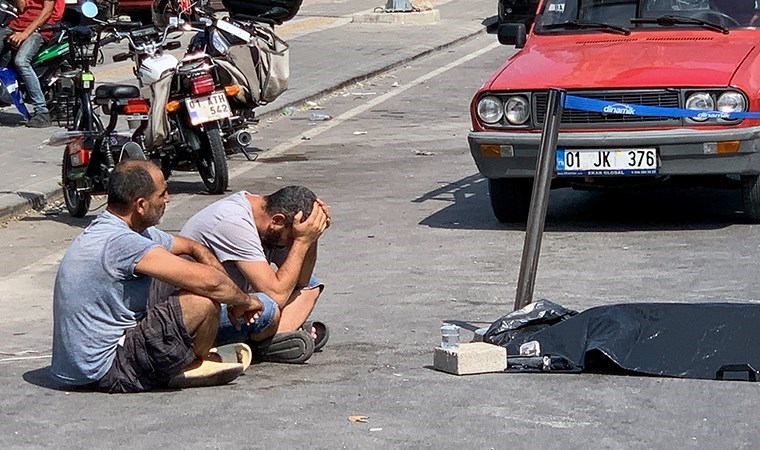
[470,0,760,222]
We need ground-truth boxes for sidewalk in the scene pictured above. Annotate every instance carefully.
[0,0,491,222]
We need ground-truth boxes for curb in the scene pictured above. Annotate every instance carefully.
[0,26,486,224]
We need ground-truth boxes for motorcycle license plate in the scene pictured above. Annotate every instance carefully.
[186,92,231,126]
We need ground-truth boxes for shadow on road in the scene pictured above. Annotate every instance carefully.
[166,179,220,195]
[0,110,25,127]
[22,366,68,391]
[415,173,744,232]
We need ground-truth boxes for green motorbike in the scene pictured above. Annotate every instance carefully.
[0,0,111,123]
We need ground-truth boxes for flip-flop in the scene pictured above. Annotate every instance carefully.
[249,330,315,364]
[167,360,244,389]
[301,320,329,352]
[208,343,253,371]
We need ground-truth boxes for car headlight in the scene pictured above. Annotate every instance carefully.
[717,91,746,115]
[477,96,504,124]
[686,92,715,122]
[504,96,530,125]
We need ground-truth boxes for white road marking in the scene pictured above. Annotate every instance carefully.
[228,39,501,179]
[0,355,52,363]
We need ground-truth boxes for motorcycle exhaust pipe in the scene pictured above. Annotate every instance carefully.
[228,130,252,148]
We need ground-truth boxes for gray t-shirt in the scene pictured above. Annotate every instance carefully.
[51,211,174,385]
[180,191,267,294]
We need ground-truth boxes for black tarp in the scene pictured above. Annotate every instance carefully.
[485,302,760,381]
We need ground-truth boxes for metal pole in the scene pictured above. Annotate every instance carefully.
[513,88,564,311]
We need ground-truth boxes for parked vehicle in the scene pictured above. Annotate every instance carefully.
[185,4,294,159]
[112,18,244,194]
[0,0,90,123]
[470,0,760,222]
[45,4,150,217]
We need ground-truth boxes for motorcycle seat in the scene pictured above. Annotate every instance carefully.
[95,84,140,100]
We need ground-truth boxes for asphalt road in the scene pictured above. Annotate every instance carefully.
[2,26,760,450]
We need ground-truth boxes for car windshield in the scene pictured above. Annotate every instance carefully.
[534,0,759,33]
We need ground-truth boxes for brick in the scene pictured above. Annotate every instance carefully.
[433,342,507,376]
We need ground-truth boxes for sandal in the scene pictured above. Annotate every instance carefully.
[208,343,253,371]
[302,320,329,352]
[249,330,315,364]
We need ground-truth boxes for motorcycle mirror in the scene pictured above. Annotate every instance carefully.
[80,0,98,19]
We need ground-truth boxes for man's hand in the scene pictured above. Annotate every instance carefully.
[7,31,30,48]
[292,201,328,245]
[316,198,331,229]
[227,295,265,331]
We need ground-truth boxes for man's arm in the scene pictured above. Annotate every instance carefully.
[136,246,253,308]
[236,239,312,307]
[235,202,328,306]
[170,235,225,273]
[8,0,54,47]
[297,243,317,288]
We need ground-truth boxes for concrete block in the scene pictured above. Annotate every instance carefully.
[433,342,507,376]
[351,9,440,25]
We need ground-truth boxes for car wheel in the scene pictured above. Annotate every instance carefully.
[741,175,760,222]
[488,178,533,223]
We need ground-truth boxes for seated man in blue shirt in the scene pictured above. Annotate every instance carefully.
[51,160,264,393]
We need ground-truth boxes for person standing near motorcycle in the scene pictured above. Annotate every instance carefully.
[0,0,65,127]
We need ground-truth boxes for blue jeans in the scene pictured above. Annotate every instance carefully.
[216,293,279,347]
[214,276,325,347]
[0,27,48,114]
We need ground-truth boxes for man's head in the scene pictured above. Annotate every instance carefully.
[260,186,317,248]
[107,160,169,230]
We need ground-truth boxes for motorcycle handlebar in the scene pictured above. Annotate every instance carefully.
[112,52,132,62]
[112,21,144,30]
[39,23,64,32]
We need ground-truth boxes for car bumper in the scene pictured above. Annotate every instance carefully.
[468,127,760,178]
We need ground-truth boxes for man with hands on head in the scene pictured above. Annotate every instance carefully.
[51,160,264,393]
[180,186,331,364]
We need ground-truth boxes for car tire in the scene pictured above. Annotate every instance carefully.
[741,174,760,222]
[488,178,533,223]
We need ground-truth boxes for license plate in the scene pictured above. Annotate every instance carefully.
[556,148,657,176]
[186,92,231,126]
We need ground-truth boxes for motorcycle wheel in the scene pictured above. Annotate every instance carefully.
[196,127,229,194]
[61,146,91,218]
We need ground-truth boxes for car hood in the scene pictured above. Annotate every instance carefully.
[487,35,757,90]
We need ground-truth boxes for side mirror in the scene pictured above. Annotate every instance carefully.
[80,0,98,19]
[498,23,527,48]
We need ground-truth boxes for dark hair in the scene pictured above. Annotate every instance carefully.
[264,186,317,224]
[107,160,158,212]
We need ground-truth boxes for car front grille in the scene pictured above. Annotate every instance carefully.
[534,89,682,128]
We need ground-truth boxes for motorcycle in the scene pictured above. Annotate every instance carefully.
[47,5,150,217]
[0,0,116,123]
[112,15,252,194]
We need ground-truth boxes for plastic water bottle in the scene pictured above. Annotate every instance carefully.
[308,111,332,121]
[440,323,460,350]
